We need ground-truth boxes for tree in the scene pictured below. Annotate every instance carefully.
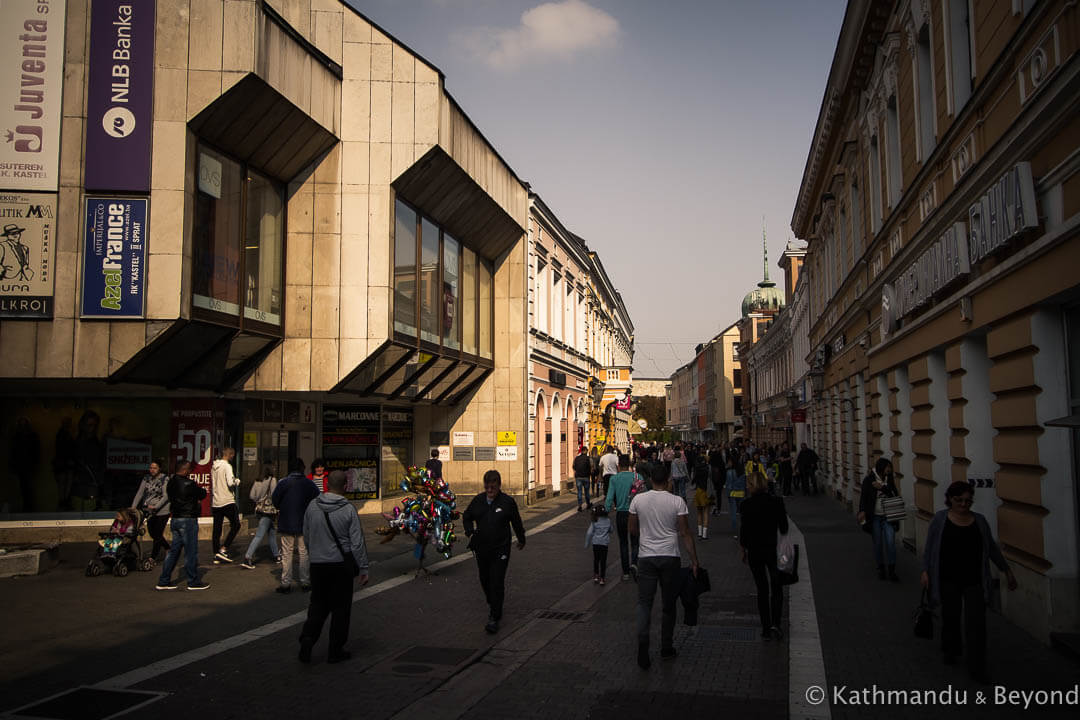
[632,396,666,436]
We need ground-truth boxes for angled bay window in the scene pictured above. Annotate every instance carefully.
[193,144,285,331]
[391,197,494,362]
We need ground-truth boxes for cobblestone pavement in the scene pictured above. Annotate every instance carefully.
[787,492,1080,719]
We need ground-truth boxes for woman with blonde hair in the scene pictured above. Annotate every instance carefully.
[739,470,789,640]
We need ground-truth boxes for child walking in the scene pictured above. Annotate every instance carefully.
[585,505,612,585]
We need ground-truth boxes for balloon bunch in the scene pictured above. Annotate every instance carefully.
[374,466,459,558]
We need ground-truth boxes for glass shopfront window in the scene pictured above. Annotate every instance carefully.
[194,147,243,315]
[443,234,461,350]
[394,199,418,336]
[420,218,440,344]
[193,144,285,329]
[0,397,173,519]
[244,171,284,325]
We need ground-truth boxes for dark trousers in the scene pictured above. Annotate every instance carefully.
[941,582,986,673]
[780,464,793,495]
[475,546,511,620]
[146,514,170,560]
[300,562,354,654]
[602,474,613,497]
[636,556,680,650]
[211,503,240,552]
[592,545,608,578]
[615,510,638,574]
[748,552,783,630]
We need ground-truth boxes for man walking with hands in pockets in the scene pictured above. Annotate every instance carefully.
[629,464,699,669]
[463,470,526,635]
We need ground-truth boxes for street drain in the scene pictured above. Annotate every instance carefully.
[689,626,761,642]
[5,687,165,720]
[536,610,589,621]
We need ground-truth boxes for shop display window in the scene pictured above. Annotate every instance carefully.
[394,199,418,336]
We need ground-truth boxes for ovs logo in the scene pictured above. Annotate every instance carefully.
[102,107,136,138]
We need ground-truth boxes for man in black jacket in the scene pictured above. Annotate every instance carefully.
[462,470,525,634]
[572,447,592,511]
[156,460,210,591]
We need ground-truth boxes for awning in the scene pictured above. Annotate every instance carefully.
[189,73,338,183]
[392,146,525,261]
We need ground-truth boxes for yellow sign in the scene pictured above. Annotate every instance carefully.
[497,431,517,446]
[243,432,257,448]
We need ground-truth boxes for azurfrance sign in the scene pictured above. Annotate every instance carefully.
[81,197,146,318]
[84,0,155,192]
[0,0,66,191]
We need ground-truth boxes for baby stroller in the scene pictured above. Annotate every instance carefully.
[86,508,155,577]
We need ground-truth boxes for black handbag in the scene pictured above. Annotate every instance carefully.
[914,588,934,639]
[777,544,800,585]
[323,510,360,577]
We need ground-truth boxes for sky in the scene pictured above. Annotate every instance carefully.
[349,0,847,378]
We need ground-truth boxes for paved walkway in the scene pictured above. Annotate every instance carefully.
[787,492,1080,719]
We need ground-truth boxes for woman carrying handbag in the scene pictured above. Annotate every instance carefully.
[857,458,902,581]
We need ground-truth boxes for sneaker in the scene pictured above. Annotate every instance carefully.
[621,573,630,581]
[240,558,255,570]
[187,582,210,591]
[593,575,599,584]
[299,637,313,663]
[599,578,606,585]
[770,625,783,641]
[630,564,638,582]
[327,651,352,664]
[301,584,312,593]
[155,582,178,590]
[485,619,499,634]
[215,550,232,563]
[276,585,292,594]
[275,556,282,564]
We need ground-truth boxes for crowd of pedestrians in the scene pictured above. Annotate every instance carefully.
[122,432,1017,680]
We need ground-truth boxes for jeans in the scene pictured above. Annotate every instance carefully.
[636,556,680,650]
[672,476,687,499]
[941,581,986,674]
[575,476,591,508]
[279,533,310,586]
[615,510,638,574]
[871,515,897,566]
[211,503,240,554]
[245,514,279,561]
[748,551,784,630]
[592,545,608,578]
[475,546,511,620]
[728,496,742,532]
[159,517,199,585]
[301,562,354,655]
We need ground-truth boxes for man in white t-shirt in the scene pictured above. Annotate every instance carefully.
[599,446,619,496]
[628,464,698,670]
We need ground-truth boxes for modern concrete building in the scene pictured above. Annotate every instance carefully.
[792,0,1080,645]
[0,0,539,537]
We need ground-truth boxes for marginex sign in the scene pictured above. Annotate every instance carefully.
[84,1,155,192]
[882,163,1038,338]
[0,0,66,192]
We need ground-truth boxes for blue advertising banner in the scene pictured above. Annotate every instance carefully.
[81,197,146,318]
[84,0,155,192]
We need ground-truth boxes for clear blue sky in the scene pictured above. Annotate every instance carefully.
[349,0,846,377]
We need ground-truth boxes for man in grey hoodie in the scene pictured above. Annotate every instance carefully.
[298,470,369,664]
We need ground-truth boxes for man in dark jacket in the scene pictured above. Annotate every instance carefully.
[795,443,819,495]
[299,471,369,664]
[156,461,209,591]
[572,447,592,511]
[462,470,526,634]
[273,458,320,594]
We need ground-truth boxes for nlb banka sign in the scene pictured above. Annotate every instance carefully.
[882,163,1038,339]
[84,1,155,193]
